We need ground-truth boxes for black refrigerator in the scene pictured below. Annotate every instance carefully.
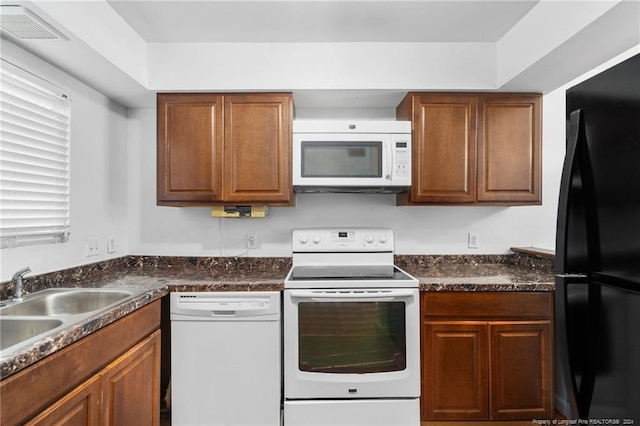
[556,53,640,422]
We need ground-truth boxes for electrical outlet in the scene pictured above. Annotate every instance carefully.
[86,237,100,257]
[246,233,258,249]
[107,236,116,254]
[468,232,479,249]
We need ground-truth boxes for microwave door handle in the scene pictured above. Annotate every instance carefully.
[384,140,392,181]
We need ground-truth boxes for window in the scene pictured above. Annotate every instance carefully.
[0,59,71,248]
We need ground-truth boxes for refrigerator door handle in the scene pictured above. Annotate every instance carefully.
[556,110,582,272]
[576,283,601,418]
[556,276,601,419]
[555,276,581,418]
[555,109,601,273]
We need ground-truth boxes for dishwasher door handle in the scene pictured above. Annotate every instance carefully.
[176,300,270,312]
[171,292,281,320]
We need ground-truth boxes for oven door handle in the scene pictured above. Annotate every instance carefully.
[289,289,415,302]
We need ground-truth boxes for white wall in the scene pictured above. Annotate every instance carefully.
[0,41,130,282]
[4,39,638,282]
[126,102,565,257]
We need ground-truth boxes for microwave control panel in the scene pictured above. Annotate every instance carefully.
[391,136,411,182]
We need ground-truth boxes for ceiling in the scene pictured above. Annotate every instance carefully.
[1,1,639,109]
[106,1,538,43]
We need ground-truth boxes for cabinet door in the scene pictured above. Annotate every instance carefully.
[25,375,101,426]
[489,321,552,420]
[102,330,161,426]
[405,94,477,203]
[223,93,293,204]
[477,94,541,203]
[422,321,488,420]
[157,94,224,205]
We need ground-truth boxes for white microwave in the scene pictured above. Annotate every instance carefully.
[292,120,412,193]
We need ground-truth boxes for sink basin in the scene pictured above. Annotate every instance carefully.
[0,289,137,316]
[0,318,64,351]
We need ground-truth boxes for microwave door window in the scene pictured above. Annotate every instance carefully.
[301,141,383,178]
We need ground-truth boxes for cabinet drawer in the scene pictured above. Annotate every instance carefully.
[422,292,552,320]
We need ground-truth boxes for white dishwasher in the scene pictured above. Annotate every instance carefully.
[170,292,281,426]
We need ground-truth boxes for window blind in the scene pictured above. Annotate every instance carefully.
[0,60,71,249]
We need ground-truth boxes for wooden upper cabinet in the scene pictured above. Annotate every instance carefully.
[157,94,224,204]
[397,92,541,205]
[478,95,541,203]
[397,94,477,203]
[223,94,293,204]
[157,93,293,206]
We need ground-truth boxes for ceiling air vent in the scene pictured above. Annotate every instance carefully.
[0,5,67,40]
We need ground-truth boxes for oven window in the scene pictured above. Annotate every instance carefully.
[300,141,382,178]
[298,301,406,373]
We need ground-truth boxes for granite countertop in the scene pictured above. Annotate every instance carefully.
[0,257,291,380]
[397,251,555,292]
[0,251,555,380]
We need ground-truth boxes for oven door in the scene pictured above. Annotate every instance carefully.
[284,288,420,399]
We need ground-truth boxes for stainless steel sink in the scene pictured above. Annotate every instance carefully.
[0,318,64,351]
[0,287,149,356]
[0,288,136,316]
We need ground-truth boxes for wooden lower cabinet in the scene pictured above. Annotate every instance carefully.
[1,300,161,426]
[25,375,102,426]
[24,330,161,426]
[102,330,161,426]
[423,322,488,420]
[421,292,553,421]
[490,322,551,420]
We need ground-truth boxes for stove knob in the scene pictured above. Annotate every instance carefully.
[298,235,309,245]
[379,234,388,244]
[365,235,375,244]
[312,235,322,244]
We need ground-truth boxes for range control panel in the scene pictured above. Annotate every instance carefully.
[292,228,394,252]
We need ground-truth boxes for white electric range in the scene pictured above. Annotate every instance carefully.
[283,228,420,426]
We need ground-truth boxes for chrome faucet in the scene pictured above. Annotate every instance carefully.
[11,267,31,302]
